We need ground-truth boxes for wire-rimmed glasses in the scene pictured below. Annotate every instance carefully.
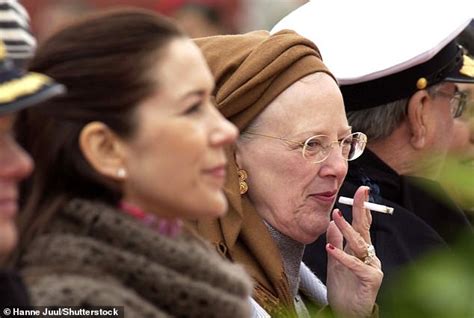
[244,131,368,164]
[433,89,468,118]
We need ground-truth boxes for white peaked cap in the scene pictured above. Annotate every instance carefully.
[271,0,474,110]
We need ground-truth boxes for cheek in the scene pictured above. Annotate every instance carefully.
[246,151,315,211]
[449,122,471,154]
[124,124,209,213]
[435,119,455,148]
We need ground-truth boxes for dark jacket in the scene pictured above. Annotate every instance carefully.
[303,149,473,292]
[0,270,30,306]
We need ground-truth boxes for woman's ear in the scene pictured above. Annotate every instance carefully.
[79,121,127,181]
[234,142,244,169]
[406,90,429,149]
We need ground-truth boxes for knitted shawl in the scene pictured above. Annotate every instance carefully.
[18,199,252,318]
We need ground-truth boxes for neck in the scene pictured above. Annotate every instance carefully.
[264,221,305,297]
[369,143,443,180]
[368,122,440,178]
[119,201,183,237]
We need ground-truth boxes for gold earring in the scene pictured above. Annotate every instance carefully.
[117,168,127,178]
[237,169,248,195]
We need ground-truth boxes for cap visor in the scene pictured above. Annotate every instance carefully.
[0,82,66,115]
[445,54,474,83]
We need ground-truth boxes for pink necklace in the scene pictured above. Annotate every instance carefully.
[119,201,183,238]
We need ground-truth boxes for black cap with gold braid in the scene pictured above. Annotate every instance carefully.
[0,40,65,115]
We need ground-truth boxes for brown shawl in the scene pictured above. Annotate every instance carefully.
[193,30,334,317]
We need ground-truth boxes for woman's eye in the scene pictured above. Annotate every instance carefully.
[184,102,203,115]
[306,140,323,149]
[341,138,353,146]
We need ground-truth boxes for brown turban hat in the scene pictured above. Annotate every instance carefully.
[193,30,335,316]
[195,29,334,130]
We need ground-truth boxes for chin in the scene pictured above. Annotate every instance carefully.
[0,222,17,257]
[207,196,228,217]
[304,220,331,244]
[191,191,228,218]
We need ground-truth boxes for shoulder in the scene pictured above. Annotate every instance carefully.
[0,271,30,306]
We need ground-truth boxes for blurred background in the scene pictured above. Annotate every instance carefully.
[21,0,308,41]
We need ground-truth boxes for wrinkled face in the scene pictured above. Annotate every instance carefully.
[121,39,237,220]
[0,114,33,256]
[449,83,474,163]
[428,82,459,154]
[236,73,349,244]
[419,82,460,176]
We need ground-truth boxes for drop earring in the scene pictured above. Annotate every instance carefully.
[117,168,127,178]
[237,169,248,195]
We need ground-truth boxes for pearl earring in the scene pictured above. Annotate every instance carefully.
[117,168,127,178]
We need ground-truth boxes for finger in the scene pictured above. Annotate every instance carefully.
[351,186,372,243]
[326,221,343,271]
[326,243,383,278]
[326,220,343,250]
[332,209,369,259]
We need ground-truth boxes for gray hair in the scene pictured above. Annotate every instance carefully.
[347,84,441,142]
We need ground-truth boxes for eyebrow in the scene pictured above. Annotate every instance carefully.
[180,90,205,101]
[293,126,353,138]
[340,126,353,135]
[179,82,215,101]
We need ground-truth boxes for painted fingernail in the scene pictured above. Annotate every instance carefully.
[336,210,343,218]
[327,243,335,250]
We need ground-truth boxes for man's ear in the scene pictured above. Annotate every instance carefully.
[406,90,430,149]
[79,121,127,181]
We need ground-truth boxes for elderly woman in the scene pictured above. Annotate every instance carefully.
[193,30,383,317]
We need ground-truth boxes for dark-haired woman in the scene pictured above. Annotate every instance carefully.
[12,9,251,317]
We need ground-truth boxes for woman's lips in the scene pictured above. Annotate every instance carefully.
[0,198,18,218]
[310,191,338,203]
[203,165,227,187]
[204,165,226,178]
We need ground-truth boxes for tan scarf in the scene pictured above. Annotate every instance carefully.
[193,30,334,317]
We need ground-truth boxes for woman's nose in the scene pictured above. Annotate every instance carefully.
[318,146,348,178]
[0,139,34,182]
[209,107,239,147]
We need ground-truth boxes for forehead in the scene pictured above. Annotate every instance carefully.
[151,38,214,95]
[256,73,348,135]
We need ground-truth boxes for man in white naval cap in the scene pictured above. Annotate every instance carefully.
[272,0,474,294]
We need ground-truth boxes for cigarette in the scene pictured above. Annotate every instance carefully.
[338,196,394,215]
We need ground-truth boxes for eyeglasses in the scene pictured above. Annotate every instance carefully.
[432,89,467,118]
[244,131,368,164]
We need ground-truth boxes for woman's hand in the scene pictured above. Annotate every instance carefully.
[325,186,383,318]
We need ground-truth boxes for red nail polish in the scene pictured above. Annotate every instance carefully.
[337,210,343,218]
[327,243,335,250]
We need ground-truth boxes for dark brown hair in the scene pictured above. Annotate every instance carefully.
[14,8,184,256]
